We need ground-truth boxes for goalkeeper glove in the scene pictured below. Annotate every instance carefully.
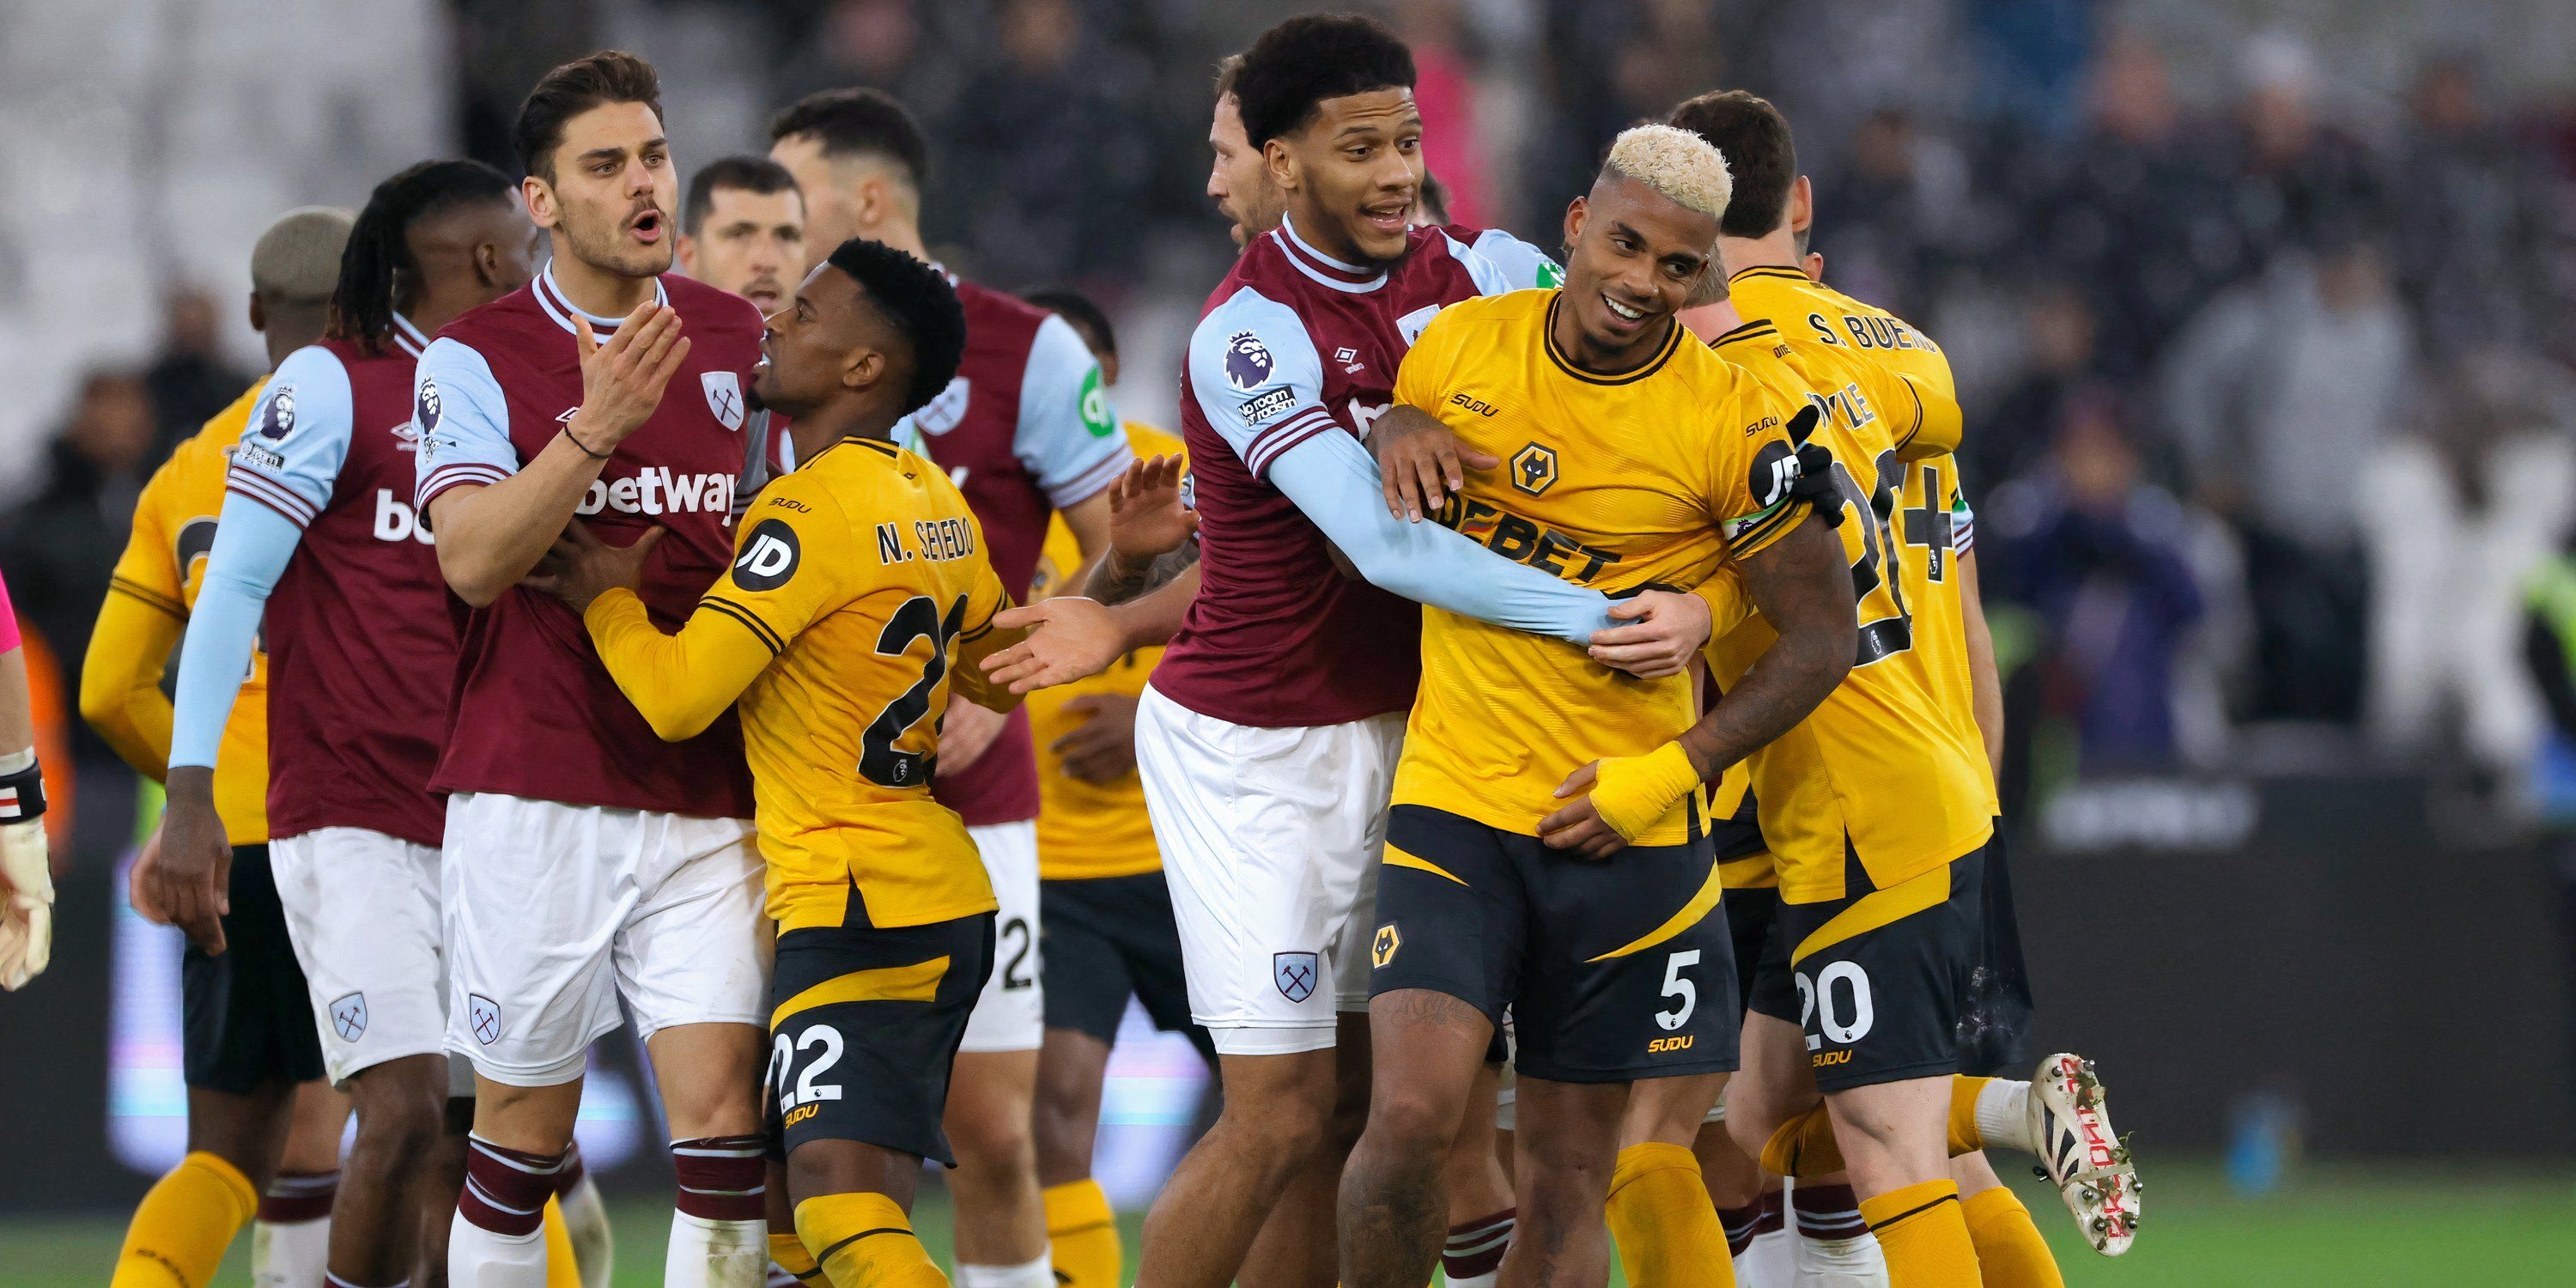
[0,756,52,990]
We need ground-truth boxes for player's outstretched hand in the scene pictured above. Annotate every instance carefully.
[0,814,54,988]
[1109,455,1198,559]
[568,304,690,451]
[524,521,666,613]
[1054,692,1141,783]
[982,598,1123,693]
[1588,589,1713,679]
[149,769,234,956]
[1539,762,1627,860]
[1370,404,1497,521]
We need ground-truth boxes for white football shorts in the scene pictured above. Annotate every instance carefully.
[270,827,447,1086]
[1134,683,1403,1056]
[958,818,1044,1054]
[440,793,770,1086]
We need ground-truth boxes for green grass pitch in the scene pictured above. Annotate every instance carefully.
[9,1162,2571,1285]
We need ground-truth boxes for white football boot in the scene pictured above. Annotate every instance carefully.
[2026,1052,2140,1255]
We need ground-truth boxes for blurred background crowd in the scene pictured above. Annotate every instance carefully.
[9,0,2576,832]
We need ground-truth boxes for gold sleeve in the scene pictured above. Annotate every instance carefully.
[1893,371,1964,461]
[80,580,185,781]
[582,587,782,742]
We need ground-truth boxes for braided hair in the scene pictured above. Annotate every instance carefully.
[329,159,514,354]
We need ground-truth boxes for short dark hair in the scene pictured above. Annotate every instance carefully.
[514,52,663,183]
[826,238,967,416]
[331,160,515,353]
[1214,53,1244,101]
[1233,15,1416,149]
[769,88,928,190]
[1022,287,1115,359]
[683,155,800,236]
[1668,90,1795,240]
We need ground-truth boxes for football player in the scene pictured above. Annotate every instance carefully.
[981,18,1715,1288]
[769,86,1134,1288]
[87,207,357,1288]
[413,52,774,1286]
[1336,125,1853,1288]
[531,236,1012,1288]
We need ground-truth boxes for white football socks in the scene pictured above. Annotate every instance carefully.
[956,1252,1058,1288]
[1976,1078,2037,1154]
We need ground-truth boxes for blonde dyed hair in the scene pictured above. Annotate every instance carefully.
[1601,124,1733,222]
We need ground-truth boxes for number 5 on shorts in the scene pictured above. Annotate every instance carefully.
[1656,949,1701,1031]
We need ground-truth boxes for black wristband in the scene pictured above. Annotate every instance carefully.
[562,423,612,460]
[0,761,45,823]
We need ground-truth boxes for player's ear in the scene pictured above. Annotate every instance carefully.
[1563,196,1588,252]
[246,290,265,335]
[1789,175,1814,235]
[675,234,698,276]
[1263,137,1297,195]
[522,175,556,231]
[842,346,884,395]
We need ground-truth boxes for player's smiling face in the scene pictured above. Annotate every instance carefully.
[1556,173,1718,372]
[1271,87,1422,267]
[531,100,678,280]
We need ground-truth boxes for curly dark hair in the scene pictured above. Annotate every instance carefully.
[826,238,965,416]
[1232,14,1416,149]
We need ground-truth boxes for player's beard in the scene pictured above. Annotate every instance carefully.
[564,200,675,280]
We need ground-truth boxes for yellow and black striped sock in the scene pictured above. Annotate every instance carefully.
[796,1193,947,1288]
[1859,1179,1981,1288]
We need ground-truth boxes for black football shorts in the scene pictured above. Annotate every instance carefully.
[1040,872,1212,1063]
[766,890,993,1166]
[1956,826,2036,1077]
[1368,805,1739,1084]
[183,845,327,1093]
[1778,846,1987,1092]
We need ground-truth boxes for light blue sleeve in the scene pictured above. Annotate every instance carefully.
[411,337,519,517]
[1451,228,1564,295]
[1013,313,1134,508]
[168,496,305,769]
[1265,429,1616,644]
[173,349,364,769]
[224,346,355,528]
[1187,289,1337,481]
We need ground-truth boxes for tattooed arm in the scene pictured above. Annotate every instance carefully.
[1540,511,1855,856]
